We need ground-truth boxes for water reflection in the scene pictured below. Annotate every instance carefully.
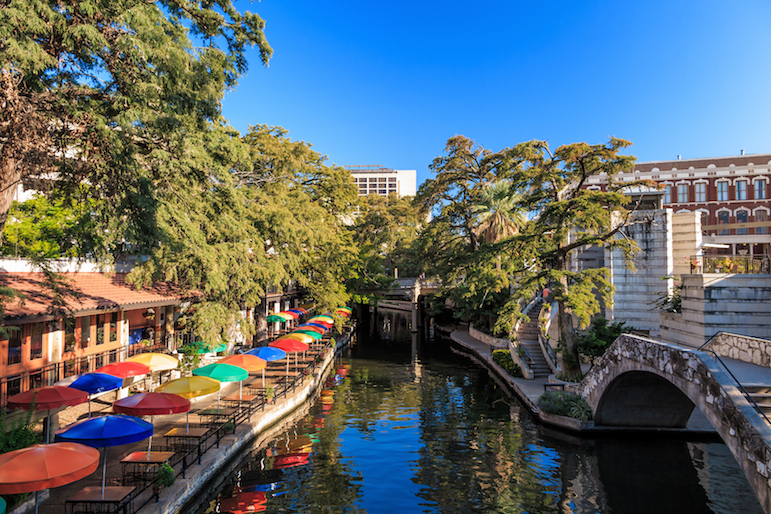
[193,310,763,514]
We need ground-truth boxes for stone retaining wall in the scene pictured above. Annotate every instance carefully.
[705,332,771,368]
[468,324,509,349]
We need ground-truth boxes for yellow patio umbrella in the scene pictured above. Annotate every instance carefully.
[125,353,179,371]
[155,376,220,432]
[282,332,314,344]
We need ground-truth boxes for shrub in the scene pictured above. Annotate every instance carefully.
[537,391,593,421]
[154,462,176,488]
[492,349,523,378]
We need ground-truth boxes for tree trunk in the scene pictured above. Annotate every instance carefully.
[0,156,21,238]
[557,269,582,377]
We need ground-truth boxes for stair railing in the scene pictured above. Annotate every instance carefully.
[508,293,543,380]
[537,302,561,376]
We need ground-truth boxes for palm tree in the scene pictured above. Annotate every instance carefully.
[473,181,526,244]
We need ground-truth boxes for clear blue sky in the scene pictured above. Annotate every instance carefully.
[225,0,771,188]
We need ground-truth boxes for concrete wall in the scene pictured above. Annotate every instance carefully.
[604,209,673,337]
[660,274,771,347]
[672,211,702,278]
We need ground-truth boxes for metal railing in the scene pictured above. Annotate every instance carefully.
[125,332,346,514]
[690,254,771,274]
[699,333,771,426]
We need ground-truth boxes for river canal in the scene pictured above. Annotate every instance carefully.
[190,311,763,513]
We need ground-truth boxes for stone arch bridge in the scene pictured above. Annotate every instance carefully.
[576,333,771,513]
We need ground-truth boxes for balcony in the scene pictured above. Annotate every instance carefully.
[690,255,771,274]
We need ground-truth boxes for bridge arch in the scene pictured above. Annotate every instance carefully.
[578,334,771,513]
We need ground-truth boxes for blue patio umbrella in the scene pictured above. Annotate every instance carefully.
[303,322,329,331]
[55,414,153,495]
[246,347,287,362]
[67,372,124,417]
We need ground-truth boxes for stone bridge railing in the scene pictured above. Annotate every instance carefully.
[577,333,771,513]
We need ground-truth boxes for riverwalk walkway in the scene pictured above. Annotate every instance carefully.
[15,329,352,514]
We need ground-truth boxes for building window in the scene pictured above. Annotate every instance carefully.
[717,182,728,201]
[80,316,91,347]
[737,210,748,235]
[96,314,105,345]
[64,318,76,353]
[7,329,22,365]
[6,376,21,398]
[663,185,671,204]
[718,211,729,235]
[695,183,706,202]
[736,180,747,200]
[700,212,709,229]
[29,372,43,390]
[677,184,688,203]
[756,179,767,200]
[757,211,768,235]
[30,322,43,360]
[388,177,397,183]
[109,312,118,343]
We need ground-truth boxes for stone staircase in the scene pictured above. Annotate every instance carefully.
[517,300,552,379]
[742,386,771,423]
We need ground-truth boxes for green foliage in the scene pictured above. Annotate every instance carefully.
[264,385,275,401]
[652,277,682,313]
[537,391,593,421]
[178,345,201,375]
[347,193,422,295]
[574,316,631,362]
[492,349,523,378]
[1,193,101,259]
[0,408,42,454]
[154,462,176,488]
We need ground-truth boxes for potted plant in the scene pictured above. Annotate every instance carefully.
[265,385,275,403]
[153,462,175,501]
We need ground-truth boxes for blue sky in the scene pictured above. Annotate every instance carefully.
[224,0,771,188]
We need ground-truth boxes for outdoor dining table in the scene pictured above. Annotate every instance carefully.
[120,451,175,487]
[65,485,135,514]
[163,427,209,451]
[222,393,258,405]
[196,407,236,424]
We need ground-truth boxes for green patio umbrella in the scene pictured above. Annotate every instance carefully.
[293,329,323,340]
[192,363,249,409]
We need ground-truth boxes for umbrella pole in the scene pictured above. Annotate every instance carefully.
[101,447,107,497]
[186,411,189,433]
[147,415,154,457]
[262,368,265,389]
[34,490,38,514]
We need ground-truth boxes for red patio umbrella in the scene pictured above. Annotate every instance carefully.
[95,361,151,379]
[113,392,191,456]
[0,442,100,514]
[7,386,89,443]
[269,338,310,378]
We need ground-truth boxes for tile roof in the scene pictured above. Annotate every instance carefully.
[0,272,194,319]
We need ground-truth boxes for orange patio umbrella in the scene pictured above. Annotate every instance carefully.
[0,443,100,514]
[220,354,268,388]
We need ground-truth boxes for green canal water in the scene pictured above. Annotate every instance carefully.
[191,312,763,513]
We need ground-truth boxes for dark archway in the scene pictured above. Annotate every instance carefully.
[594,370,696,427]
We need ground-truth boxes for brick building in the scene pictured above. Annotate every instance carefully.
[586,153,771,258]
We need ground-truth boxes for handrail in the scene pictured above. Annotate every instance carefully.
[698,331,771,425]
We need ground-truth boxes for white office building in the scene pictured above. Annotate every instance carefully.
[347,166,417,197]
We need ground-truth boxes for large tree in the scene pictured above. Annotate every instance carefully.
[0,0,272,246]
[491,138,640,376]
